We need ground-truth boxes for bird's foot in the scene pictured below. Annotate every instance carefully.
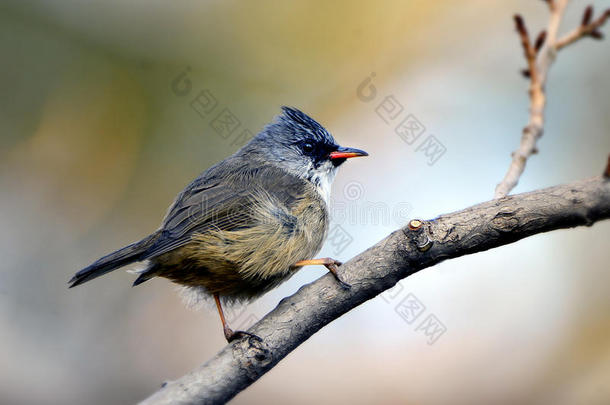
[223,326,262,343]
[323,259,351,289]
[294,257,351,289]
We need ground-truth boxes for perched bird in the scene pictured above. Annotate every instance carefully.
[69,107,367,342]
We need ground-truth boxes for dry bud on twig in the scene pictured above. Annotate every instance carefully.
[514,14,527,37]
[582,6,593,26]
[535,30,547,52]
[590,30,604,40]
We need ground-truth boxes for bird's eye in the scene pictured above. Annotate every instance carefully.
[302,143,314,153]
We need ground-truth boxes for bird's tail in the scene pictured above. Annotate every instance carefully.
[68,232,160,288]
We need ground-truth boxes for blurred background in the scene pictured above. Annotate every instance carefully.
[1,0,610,404]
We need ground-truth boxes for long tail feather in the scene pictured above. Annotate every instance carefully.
[68,232,160,288]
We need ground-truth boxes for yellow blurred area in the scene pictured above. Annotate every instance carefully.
[0,1,609,404]
[6,67,146,229]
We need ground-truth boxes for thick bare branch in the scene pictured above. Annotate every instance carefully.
[141,175,610,405]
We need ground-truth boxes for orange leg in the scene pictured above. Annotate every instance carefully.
[214,294,261,343]
[293,257,351,289]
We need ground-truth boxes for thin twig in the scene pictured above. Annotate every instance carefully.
[494,1,610,198]
[514,15,538,83]
[141,174,610,405]
[556,8,610,49]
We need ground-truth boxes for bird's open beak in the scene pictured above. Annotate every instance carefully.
[329,146,369,160]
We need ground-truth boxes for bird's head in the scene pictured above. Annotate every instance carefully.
[243,107,367,199]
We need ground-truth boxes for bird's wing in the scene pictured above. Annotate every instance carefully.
[141,180,252,259]
[141,162,307,260]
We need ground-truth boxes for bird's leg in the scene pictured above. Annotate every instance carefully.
[293,258,351,289]
[213,294,261,343]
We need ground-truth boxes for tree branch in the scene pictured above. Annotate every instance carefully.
[556,7,610,50]
[494,1,610,198]
[140,174,610,405]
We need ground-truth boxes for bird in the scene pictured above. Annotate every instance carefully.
[69,106,368,342]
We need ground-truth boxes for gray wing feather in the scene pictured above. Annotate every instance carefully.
[141,183,253,259]
[141,160,307,260]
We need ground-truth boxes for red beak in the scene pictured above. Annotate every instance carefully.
[329,146,368,160]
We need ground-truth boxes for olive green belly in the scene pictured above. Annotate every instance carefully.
[150,221,325,300]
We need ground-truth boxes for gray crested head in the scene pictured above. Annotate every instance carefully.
[238,106,368,203]
[242,106,337,167]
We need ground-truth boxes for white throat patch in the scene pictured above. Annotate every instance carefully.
[306,160,337,207]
